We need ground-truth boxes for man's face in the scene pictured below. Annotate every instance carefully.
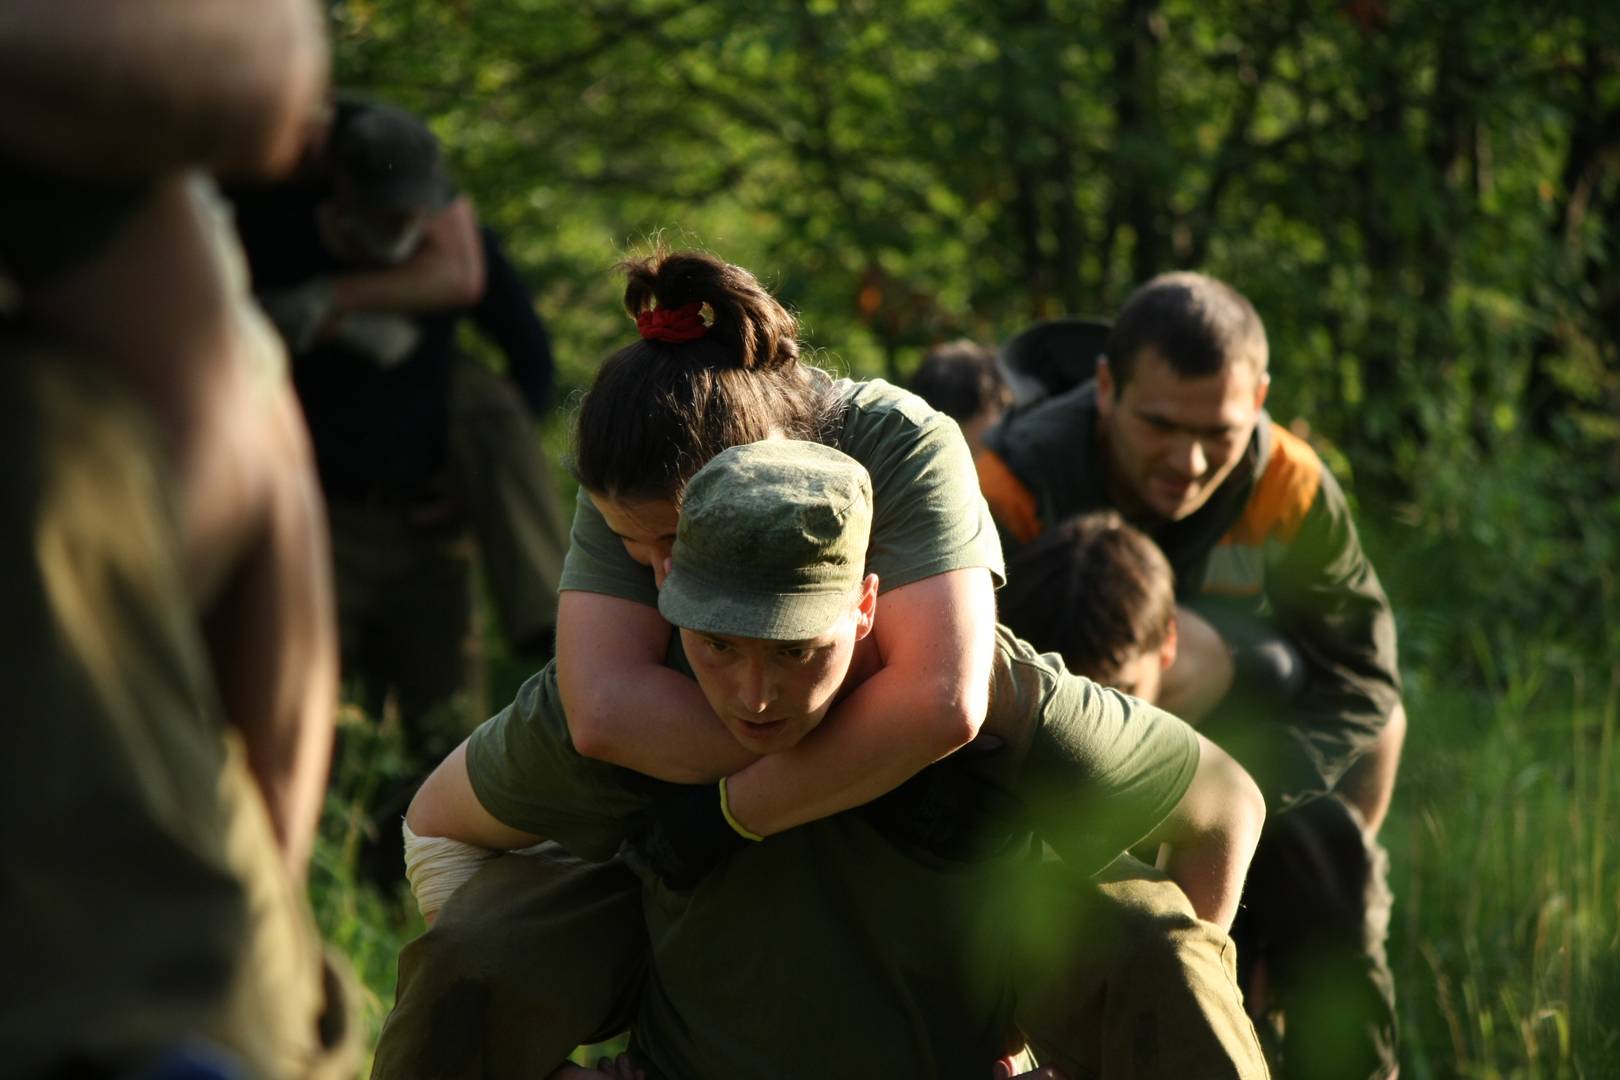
[1095,347,1269,522]
[1108,619,1178,704]
[1113,649,1166,704]
[317,195,430,267]
[679,579,876,755]
[590,492,680,588]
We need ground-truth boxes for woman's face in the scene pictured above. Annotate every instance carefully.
[588,492,681,587]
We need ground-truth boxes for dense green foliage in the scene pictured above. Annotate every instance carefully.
[315,1,1620,1075]
[329,0,1620,656]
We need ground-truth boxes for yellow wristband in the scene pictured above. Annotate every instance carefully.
[718,778,764,842]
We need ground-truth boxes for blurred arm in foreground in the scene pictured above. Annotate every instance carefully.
[3,0,337,876]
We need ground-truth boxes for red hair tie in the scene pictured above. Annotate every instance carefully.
[636,302,709,343]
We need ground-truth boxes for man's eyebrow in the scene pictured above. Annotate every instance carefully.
[1132,408,1240,436]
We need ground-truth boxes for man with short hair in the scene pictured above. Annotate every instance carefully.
[390,440,1270,1080]
[978,272,1403,1079]
[999,510,1180,701]
[907,339,1014,458]
[231,101,571,765]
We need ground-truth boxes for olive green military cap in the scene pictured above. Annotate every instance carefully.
[658,440,873,640]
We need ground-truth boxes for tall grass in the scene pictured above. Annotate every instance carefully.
[1385,630,1619,1079]
[310,707,424,1064]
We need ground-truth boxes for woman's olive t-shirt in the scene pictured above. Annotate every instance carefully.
[558,376,1006,604]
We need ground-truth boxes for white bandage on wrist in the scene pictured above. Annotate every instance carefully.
[402,822,500,922]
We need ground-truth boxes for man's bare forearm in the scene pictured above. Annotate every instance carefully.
[566,665,758,784]
[328,198,488,314]
[33,178,342,873]
[202,386,338,880]
[1154,735,1265,931]
[407,743,542,850]
[1163,832,1249,932]
[557,591,758,783]
[0,0,326,177]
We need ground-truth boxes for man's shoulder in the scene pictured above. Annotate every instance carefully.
[476,223,516,278]
[1225,419,1328,548]
[986,627,1204,874]
[985,381,1098,469]
[976,383,1101,544]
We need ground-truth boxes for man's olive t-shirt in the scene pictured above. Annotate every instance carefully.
[558,376,1006,606]
[465,627,1198,1079]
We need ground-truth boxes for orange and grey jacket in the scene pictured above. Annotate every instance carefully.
[978,381,1401,809]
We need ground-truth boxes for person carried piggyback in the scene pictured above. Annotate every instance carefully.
[389,438,1271,1080]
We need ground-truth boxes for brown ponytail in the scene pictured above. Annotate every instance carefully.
[574,250,830,502]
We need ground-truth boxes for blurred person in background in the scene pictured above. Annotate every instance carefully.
[0,0,353,1073]
[979,272,1404,1079]
[229,100,570,788]
[906,338,1014,459]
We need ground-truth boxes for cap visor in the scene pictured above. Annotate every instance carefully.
[659,573,853,642]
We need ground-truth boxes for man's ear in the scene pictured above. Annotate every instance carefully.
[853,573,880,640]
[1252,370,1271,411]
[1095,355,1116,419]
[1160,615,1179,672]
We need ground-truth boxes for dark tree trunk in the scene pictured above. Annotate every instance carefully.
[1111,0,1168,286]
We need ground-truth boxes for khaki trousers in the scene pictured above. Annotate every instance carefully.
[330,356,570,757]
[447,356,570,652]
[1013,856,1270,1079]
[373,848,1267,1079]
[1233,796,1398,1080]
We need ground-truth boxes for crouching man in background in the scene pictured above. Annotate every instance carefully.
[982,274,1404,1078]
